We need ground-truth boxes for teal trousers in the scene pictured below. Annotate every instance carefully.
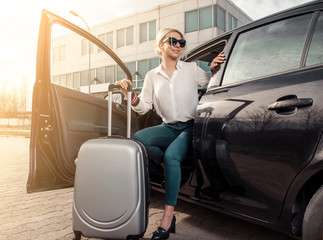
[133,120,193,206]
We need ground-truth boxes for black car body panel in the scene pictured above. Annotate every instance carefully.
[28,2,323,239]
[193,67,323,220]
[190,0,323,236]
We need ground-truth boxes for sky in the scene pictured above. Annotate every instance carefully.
[0,0,314,96]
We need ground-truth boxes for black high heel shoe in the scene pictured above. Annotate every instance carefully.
[151,215,176,240]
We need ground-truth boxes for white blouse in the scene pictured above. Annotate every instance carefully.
[132,60,210,124]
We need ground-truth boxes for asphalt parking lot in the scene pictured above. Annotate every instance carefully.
[0,136,295,240]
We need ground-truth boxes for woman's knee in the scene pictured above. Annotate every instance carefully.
[133,131,144,143]
[164,151,181,167]
[133,128,152,146]
[164,141,189,167]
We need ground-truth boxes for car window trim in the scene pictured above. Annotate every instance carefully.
[184,39,228,62]
[300,11,321,67]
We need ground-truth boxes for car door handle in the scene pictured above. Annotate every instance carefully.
[268,98,313,110]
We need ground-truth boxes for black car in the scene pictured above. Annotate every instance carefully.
[28,1,323,239]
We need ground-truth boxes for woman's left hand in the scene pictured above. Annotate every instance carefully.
[210,52,226,71]
[116,79,132,95]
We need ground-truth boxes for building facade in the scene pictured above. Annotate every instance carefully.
[52,0,252,93]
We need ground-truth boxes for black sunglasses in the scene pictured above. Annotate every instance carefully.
[162,37,186,48]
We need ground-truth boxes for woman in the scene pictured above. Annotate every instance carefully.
[117,28,225,240]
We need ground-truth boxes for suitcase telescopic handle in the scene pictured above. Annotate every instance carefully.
[108,83,132,138]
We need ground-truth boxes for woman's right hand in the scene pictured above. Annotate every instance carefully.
[116,79,132,95]
[210,52,225,71]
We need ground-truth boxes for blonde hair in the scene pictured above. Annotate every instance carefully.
[155,28,186,57]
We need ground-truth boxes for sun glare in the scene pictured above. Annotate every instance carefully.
[0,0,85,96]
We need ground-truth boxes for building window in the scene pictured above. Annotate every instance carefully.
[199,6,212,30]
[80,70,87,86]
[140,23,147,43]
[117,62,136,81]
[53,45,65,63]
[138,60,148,80]
[53,76,59,85]
[90,69,95,81]
[117,29,125,48]
[59,75,67,87]
[96,67,105,83]
[98,33,105,52]
[82,39,93,56]
[149,20,156,41]
[185,10,198,33]
[186,5,227,33]
[106,32,113,49]
[105,65,115,83]
[126,62,136,78]
[60,58,161,91]
[80,69,94,86]
[66,73,73,88]
[73,72,81,89]
[117,26,134,48]
[216,5,226,31]
[117,65,125,81]
[98,32,113,52]
[126,26,134,46]
[138,58,160,77]
[134,58,160,88]
[140,20,156,43]
[228,14,237,30]
[149,58,160,70]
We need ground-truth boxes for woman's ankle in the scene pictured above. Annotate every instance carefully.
[160,205,174,230]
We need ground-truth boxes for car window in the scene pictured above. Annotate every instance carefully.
[50,24,138,102]
[222,13,312,86]
[185,38,227,88]
[196,60,212,75]
[51,24,117,99]
[306,12,323,66]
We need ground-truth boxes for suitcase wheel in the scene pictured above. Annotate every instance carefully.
[73,231,82,240]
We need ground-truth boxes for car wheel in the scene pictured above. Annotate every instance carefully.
[302,185,323,240]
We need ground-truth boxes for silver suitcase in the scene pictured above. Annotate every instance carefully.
[73,84,150,240]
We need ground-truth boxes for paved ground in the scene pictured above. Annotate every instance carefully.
[0,137,295,240]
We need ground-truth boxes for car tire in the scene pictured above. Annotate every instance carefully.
[302,185,323,240]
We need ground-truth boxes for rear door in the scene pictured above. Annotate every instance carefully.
[27,10,135,193]
[195,10,323,222]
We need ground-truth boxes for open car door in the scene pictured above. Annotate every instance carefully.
[27,10,134,193]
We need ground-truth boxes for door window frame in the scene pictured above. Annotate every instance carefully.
[218,11,322,88]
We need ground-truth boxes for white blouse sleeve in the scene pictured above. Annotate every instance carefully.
[194,63,211,88]
[131,71,153,115]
